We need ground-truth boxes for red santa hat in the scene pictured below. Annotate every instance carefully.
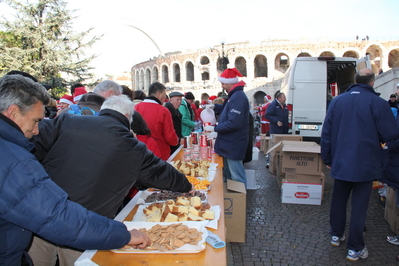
[73,87,87,103]
[265,95,272,101]
[59,94,74,106]
[218,68,243,84]
[209,95,217,101]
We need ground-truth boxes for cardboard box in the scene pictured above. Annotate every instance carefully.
[385,186,399,235]
[266,140,305,175]
[277,172,325,190]
[260,135,270,153]
[268,151,277,175]
[270,134,303,146]
[224,180,247,242]
[268,141,323,175]
[281,182,323,205]
[245,169,256,189]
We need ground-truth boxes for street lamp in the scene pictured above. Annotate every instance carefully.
[210,38,235,72]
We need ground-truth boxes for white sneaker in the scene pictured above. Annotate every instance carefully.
[331,235,345,246]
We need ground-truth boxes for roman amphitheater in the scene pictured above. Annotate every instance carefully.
[131,37,399,104]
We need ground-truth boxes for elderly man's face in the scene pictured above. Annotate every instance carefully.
[10,102,45,139]
[170,96,183,109]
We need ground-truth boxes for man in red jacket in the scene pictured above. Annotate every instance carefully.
[135,82,179,160]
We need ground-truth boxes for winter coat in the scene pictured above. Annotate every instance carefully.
[0,114,130,266]
[321,83,397,182]
[265,99,289,134]
[380,118,399,188]
[213,81,250,160]
[164,101,183,139]
[178,99,195,136]
[135,99,179,160]
[32,109,191,219]
[136,135,162,158]
[165,101,183,154]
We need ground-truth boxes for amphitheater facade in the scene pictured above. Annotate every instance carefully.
[131,38,399,105]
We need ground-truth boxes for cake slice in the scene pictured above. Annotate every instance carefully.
[201,209,215,220]
[190,196,202,209]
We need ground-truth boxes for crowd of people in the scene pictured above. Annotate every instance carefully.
[3,67,399,265]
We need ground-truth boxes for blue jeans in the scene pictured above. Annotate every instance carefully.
[223,157,247,188]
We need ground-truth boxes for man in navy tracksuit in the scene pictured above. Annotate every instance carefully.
[204,68,249,188]
[321,68,397,261]
[265,92,289,134]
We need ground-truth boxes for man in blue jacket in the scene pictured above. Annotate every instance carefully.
[321,68,397,261]
[204,68,249,187]
[0,74,151,266]
[265,91,289,134]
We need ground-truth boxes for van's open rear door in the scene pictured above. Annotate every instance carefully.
[356,55,371,71]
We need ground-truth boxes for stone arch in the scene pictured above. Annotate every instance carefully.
[135,71,140,90]
[275,52,290,73]
[297,52,312,57]
[342,50,359,58]
[388,48,399,68]
[254,54,268,78]
[235,56,247,77]
[365,44,383,60]
[200,55,210,65]
[152,66,159,83]
[202,72,210,81]
[185,61,194,82]
[365,44,384,73]
[139,69,145,90]
[173,63,181,82]
[319,51,335,57]
[145,68,151,89]
[254,90,266,105]
[162,65,169,83]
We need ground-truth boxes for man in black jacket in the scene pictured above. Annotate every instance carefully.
[29,95,193,265]
[165,91,184,154]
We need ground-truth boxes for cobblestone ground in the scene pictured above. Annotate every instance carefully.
[227,151,398,266]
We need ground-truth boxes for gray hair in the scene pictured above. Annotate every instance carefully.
[0,75,50,113]
[93,80,122,97]
[101,95,134,124]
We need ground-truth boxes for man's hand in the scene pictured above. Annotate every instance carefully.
[127,229,151,249]
[204,125,215,132]
[277,121,282,127]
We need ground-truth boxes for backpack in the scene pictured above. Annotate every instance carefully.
[67,104,99,116]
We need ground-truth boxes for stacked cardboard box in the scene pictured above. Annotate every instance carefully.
[385,186,399,235]
[267,135,303,175]
[224,180,246,242]
[267,140,325,205]
[259,134,270,154]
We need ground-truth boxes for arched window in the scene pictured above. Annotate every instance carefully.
[235,57,247,77]
[186,61,194,81]
[254,55,267,78]
[162,65,169,83]
[173,63,181,82]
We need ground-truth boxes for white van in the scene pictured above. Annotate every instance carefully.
[280,56,371,142]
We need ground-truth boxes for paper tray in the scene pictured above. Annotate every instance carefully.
[136,190,208,204]
[111,221,208,253]
[132,204,221,230]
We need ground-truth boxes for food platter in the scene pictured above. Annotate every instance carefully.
[132,204,221,230]
[111,221,208,254]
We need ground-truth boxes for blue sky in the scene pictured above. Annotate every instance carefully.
[1,0,399,78]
